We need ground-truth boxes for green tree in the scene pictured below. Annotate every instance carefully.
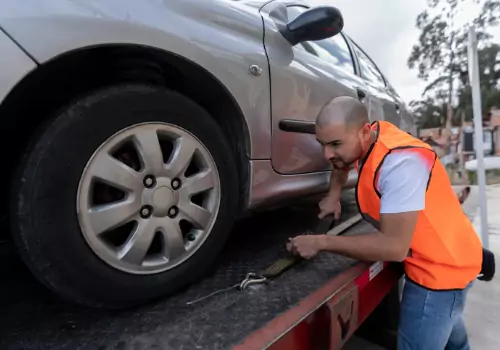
[409,98,447,129]
[408,0,500,133]
[457,43,500,120]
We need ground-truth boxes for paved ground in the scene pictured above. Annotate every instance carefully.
[463,185,500,350]
[343,336,385,350]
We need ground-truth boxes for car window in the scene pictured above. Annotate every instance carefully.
[286,6,355,74]
[350,42,386,89]
[304,38,355,74]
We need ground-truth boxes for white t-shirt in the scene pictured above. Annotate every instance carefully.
[375,150,432,214]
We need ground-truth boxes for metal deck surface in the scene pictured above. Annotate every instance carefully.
[0,201,373,350]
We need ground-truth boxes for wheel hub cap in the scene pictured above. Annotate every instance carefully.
[152,186,174,217]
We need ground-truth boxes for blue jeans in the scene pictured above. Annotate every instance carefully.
[398,278,473,350]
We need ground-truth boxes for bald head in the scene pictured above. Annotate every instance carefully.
[316,96,369,130]
[315,96,373,170]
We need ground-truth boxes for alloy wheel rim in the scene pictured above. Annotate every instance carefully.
[77,122,221,274]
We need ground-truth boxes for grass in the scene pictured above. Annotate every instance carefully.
[467,169,500,185]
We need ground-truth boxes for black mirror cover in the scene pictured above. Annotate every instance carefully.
[283,6,344,45]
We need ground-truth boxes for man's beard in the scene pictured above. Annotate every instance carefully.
[331,158,354,170]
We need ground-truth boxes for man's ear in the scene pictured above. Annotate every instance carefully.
[361,122,371,135]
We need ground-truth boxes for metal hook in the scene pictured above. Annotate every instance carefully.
[239,272,267,290]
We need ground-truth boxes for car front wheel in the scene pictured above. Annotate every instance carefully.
[10,84,239,309]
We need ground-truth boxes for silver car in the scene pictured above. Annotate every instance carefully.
[0,0,415,308]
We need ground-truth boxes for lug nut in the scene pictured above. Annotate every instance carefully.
[143,175,156,188]
[168,206,179,218]
[140,205,153,219]
[171,178,181,190]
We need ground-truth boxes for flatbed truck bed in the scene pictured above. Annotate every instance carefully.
[0,206,403,350]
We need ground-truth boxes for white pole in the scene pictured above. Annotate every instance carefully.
[468,25,489,249]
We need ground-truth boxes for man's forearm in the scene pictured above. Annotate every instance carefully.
[327,168,349,198]
[317,232,406,262]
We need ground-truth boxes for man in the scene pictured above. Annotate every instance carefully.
[286,96,483,350]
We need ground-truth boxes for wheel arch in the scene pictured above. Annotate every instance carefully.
[0,44,252,231]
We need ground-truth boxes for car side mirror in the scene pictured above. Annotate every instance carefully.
[281,6,344,46]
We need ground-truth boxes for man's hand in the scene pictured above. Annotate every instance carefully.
[318,168,348,220]
[319,195,341,220]
[286,235,323,259]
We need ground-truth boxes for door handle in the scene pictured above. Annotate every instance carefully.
[356,88,366,100]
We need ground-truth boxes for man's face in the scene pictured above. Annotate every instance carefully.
[316,122,370,170]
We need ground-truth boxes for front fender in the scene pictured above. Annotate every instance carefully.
[0,0,273,159]
[0,29,36,105]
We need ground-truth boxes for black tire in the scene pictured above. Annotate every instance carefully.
[10,84,239,309]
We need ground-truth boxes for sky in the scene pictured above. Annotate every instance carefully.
[309,0,500,106]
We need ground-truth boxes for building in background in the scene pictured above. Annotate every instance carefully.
[488,108,500,156]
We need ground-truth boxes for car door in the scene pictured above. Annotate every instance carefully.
[259,2,371,175]
[387,82,417,135]
[347,38,402,128]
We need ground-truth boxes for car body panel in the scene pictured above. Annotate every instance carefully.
[259,1,410,176]
[347,38,402,127]
[248,158,358,209]
[0,29,37,105]
[0,0,272,161]
[260,1,371,175]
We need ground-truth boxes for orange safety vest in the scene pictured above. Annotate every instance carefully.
[356,120,482,290]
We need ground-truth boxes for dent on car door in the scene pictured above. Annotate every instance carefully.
[260,3,370,175]
[348,39,402,127]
